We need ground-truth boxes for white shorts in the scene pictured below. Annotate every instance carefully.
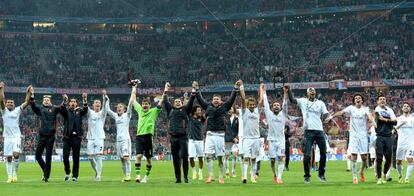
[117,140,131,158]
[87,139,104,155]
[242,138,261,158]
[204,132,225,157]
[238,137,244,155]
[3,137,21,156]
[369,146,376,158]
[268,140,286,158]
[396,145,414,161]
[348,136,369,155]
[189,140,204,158]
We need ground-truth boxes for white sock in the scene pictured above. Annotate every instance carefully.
[351,160,357,178]
[277,160,285,179]
[386,168,391,179]
[192,167,196,174]
[397,164,403,177]
[90,156,97,174]
[242,162,249,179]
[6,161,12,178]
[225,158,229,174]
[218,161,224,179]
[207,159,213,177]
[251,161,257,179]
[96,155,103,177]
[271,161,276,176]
[406,163,413,180]
[347,159,351,170]
[126,159,131,177]
[13,159,19,177]
[121,159,126,176]
[232,158,237,174]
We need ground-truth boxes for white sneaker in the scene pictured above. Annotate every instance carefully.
[135,175,141,183]
[142,175,148,183]
[95,176,102,182]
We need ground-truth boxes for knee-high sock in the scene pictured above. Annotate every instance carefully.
[121,159,126,176]
[277,160,285,179]
[207,159,213,177]
[218,161,224,179]
[135,163,141,176]
[242,162,249,179]
[406,163,413,180]
[271,160,276,177]
[89,156,97,175]
[397,164,403,177]
[347,159,351,169]
[13,159,19,177]
[251,161,257,179]
[96,155,103,177]
[126,160,131,177]
[145,164,152,176]
[351,160,357,178]
[232,158,237,174]
[224,158,229,174]
[6,160,12,178]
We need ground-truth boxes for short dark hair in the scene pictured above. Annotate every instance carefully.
[70,98,79,104]
[212,94,221,99]
[248,96,256,104]
[191,105,202,115]
[377,93,386,100]
[403,102,411,108]
[141,98,150,104]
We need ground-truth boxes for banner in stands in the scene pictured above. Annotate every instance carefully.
[6,79,414,95]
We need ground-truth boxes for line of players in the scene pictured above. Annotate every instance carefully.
[1,80,413,185]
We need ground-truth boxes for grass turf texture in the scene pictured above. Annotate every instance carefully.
[0,160,413,195]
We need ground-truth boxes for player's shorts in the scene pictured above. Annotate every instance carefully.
[204,132,225,157]
[3,137,21,156]
[369,146,376,158]
[348,136,369,155]
[87,139,104,155]
[268,140,286,158]
[136,134,153,158]
[238,137,244,155]
[225,142,238,155]
[396,145,414,160]
[189,139,204,158]
[117,139,131,158]
[242,138,261,158]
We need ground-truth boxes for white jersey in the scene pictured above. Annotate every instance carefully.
[263,92,287,141]
[237,108,244,138]
[296,97,328,131]
[105,100,132,142]
[396,115,414,148]
[242,107,260,139]
[374,106,396,120]
[343,105,370,138]
[87,106,107,140]
[1,105,23,138]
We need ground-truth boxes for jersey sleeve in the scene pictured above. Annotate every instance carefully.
[320,101,329,114]
[342,105,352,115]
[133,101,143,114]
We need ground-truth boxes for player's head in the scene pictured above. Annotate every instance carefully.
[376,94,386,107]
[307,87,316,100]
[173,98,183,108]
[43,95,52,106]
[272,101,281,113]
[93,99,101,112]
[116,103,127,115]
[69,98,79,109]
[141,98,151,112]
[353,94,364,106]
[212,94,222,107]
[191,105,202,118]
[247,97,256,112]
[5,99,15,110]
[402,102,411,114]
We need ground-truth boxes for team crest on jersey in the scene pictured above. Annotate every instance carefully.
[48,109,52,112]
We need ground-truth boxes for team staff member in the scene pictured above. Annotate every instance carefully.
[60,93,88,182]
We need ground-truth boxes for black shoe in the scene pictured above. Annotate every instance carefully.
[386,177,392,182]
[317,175,327,183]
[285,167,289,171]
[304,176,311,184]
[184,178,189,183]
[242,179,247,184]
[64,175,70,182]
[43,177,49,183]
[72,177,78,182]
[346,169,351,172]
[176,179,182,183]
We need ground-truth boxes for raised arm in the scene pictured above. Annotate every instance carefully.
[240,81,247,110]
[59,94,69,118]
[21,85,32,110]
[126,86,137,118]
[101,89,108,118]
[163,94,172,114]
[193,81,209,110]
[0,82,5,110]
[29,86,41,116]
[185,93,196,115]
[158,82,170,108]
[285,85,298,105]
[104,94,117,119]
[79,93,88,116]
[261,83,271,114]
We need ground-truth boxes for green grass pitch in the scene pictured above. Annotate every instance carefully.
[0,160,413,195]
